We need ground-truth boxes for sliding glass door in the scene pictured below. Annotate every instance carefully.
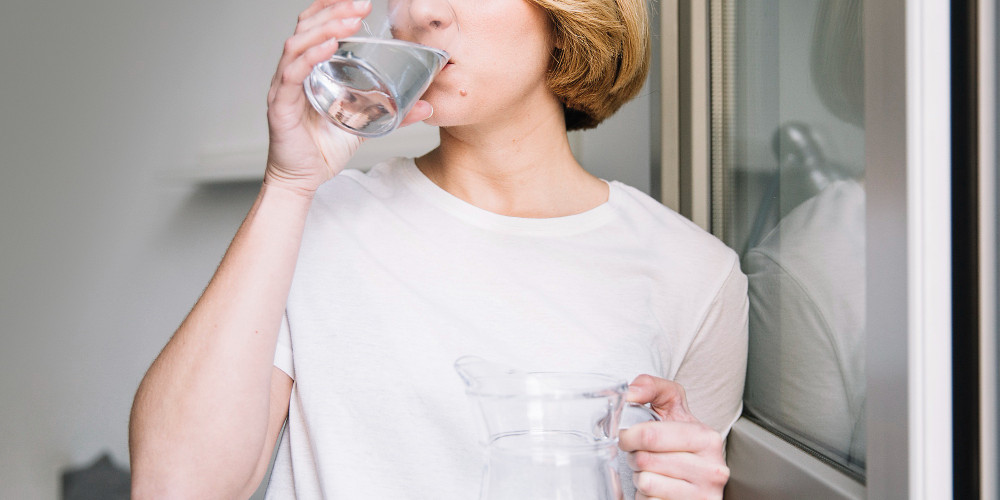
[711,0,867,481]
[655,0,990,497]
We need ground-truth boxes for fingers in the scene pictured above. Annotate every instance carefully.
[297,0,363,27]
[279,5,367,73]
[295,0,371,36]
[620,389,730,500]
[633,471,701,500]
[272,31,348,103]
[626,449,731,485]
[618,421,725,457]
[272,0,371,94]
[627,374,697,423]
[629,450,730,500]
[269,1,372,105]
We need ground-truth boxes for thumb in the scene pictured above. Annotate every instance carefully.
[400,100,434,127]
[627,374,698,423]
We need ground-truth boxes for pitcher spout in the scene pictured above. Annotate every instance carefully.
[453,355,521,389]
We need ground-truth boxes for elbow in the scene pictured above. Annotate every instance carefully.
[129,452,261,500]
[130,471,252,500]
[130,465,210,500]
[130,474,195,500]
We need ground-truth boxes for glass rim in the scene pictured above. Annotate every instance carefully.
[337,37,450,59]
[462,371,629,399]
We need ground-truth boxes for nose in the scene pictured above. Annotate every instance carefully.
[407,0,455,32]
[389,0,457,47]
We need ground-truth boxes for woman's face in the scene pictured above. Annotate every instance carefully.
[396,0,560,129]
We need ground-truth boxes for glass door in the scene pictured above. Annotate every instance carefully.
[712,0,866,481]
[656,0,964,497]
[712,0,867,479]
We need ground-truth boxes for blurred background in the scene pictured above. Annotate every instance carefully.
[0,0,653,497]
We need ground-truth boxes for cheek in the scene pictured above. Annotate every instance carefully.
[463,6,555,75]
[471,35,552,92]
[417,11,556,121]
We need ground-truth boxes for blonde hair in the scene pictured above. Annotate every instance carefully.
[528,0,651,130]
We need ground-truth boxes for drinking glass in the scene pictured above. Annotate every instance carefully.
[304,0,458,138]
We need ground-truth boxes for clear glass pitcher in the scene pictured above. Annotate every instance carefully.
[454,356,660,500]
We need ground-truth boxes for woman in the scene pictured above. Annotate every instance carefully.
[129,0,747,498]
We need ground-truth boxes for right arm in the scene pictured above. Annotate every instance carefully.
[128,1,388,497]
[129,183,312,498]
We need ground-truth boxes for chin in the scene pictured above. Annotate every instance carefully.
[422,111,464,129]
[422,113,446,128]
[420,85,451,106]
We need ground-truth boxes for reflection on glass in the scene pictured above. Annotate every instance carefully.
[713,0,866,477]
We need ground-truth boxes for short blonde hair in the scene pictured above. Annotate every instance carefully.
[528,0,651,130]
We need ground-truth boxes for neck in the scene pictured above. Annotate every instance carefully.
[416,101,607,218]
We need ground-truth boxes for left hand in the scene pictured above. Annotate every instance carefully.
[618,374,730,500]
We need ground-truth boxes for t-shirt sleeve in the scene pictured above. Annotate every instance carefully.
[274,313,295,380]
[672,257,749,438]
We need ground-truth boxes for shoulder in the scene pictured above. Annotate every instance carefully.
[312,157,411,205]
[303,156,420,224]
[610,181,740,285]
[293,157,418,243]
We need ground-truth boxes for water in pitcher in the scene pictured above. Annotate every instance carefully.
[481,430,624,500]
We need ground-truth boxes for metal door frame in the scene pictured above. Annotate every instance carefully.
[657,1,958,498]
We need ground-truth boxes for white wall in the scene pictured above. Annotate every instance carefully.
[0,0,651,497]
[579,93,652,193]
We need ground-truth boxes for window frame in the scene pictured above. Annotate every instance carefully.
[656,1,958,497]
[977,0,999,497]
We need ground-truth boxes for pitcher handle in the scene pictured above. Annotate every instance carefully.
[619,402,662,430]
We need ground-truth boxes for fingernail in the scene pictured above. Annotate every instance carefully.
[341,17,361,25]
[353,0,371,9]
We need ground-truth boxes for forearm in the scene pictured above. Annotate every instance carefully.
[129,181,313,497]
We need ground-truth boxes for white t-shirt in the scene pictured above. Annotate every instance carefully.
[266,157,748,499]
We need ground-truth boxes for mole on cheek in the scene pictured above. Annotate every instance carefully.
[459,89,468,97]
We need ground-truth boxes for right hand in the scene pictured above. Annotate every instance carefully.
[263,0,435,194]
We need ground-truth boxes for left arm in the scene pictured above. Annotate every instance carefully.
[619,258,749,499]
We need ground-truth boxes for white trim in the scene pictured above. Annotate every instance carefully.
[688,0,711,231]
[906,1,954,498]
[675,0,711,231]
[979,0,998,496]
[659,0,681,211]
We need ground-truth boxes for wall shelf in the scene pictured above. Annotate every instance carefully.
[169,124,440,184]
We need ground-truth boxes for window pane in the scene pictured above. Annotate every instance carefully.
[712,0,866,477]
